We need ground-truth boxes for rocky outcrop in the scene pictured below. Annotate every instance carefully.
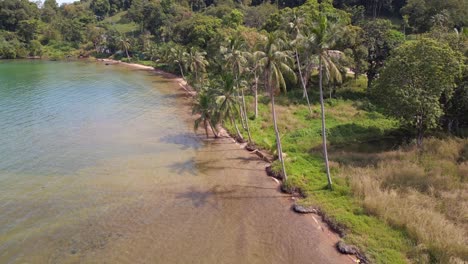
[292,204,318,214]
[336,241,369,264]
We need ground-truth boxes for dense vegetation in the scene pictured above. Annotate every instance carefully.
[1,0,467,262]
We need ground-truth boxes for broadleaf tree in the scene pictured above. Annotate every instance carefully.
[371,38,461,147]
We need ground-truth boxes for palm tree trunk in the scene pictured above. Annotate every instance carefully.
[237,91,247,130]
[125,47,130,59]
[234,74,248,131]
[178,63,185,80]
[319,55,332,190]
[254,73,259,119]
[230,115,244,141]
[204,119,209,138]
[269,74,287,180]
[240,87,252,143]
[295,49,313,116]
[209,120,219,138]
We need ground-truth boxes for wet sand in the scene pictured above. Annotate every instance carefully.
[104,61,355,263]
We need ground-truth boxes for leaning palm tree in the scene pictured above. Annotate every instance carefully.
[254,32,296,180]
[193,88,218,138]
[283,9,314,116]
[222,36,252,142]
[166,45,188,80]
[291,37,314,117]
[308,15,342,190]
[118,33,131,59]
[213,74,244,141]
[247,52,262,119]
[186,47,209,88]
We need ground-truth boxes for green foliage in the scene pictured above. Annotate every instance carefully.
[362,19,405,88]
[0,0,39,31]
[372,38,461,145]
[401,0,468,33]
[91,0,111,19]
[243,3,278,29]
[222,9,244,28]
[173,14,222,47]
[28,39,42,56]
[17,19,38,43]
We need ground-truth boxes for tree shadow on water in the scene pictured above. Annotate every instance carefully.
[175,185,237,208]
[167,158,212,176]
[175,185,291,209]
[159,133,203,150]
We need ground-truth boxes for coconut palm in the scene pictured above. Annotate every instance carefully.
[193,88,218,138]
[285,10,313,116]
[247,53,262,119]
[222,36,252,142]
[309,15,342,190]
[167,45,188,80]
[254,32,297,180]
[118,33,131,59]
[212,74,244,141]
[186,47,209,88]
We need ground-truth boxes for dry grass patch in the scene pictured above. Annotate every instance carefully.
[339,138,468,263]
[326,101,362,122]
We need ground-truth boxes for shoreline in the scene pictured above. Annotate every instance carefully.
[97,59,197,96]
[96,58,358,262]
[97,59,275,162]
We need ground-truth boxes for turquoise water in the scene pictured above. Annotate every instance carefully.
[0,60,349,264]
[0,61,192,175]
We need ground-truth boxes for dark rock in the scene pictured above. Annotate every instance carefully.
[336,241,370,264]
[336,241,358,255]
[245,143,256,152]
[254,150,272,163]
[235,136,245,143]
[265,165,283,180]
[292,204,318,214]
[322,214,347,238]
[280,184,306,197]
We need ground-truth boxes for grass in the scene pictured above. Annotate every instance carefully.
[224,76,468,263]
[346,138,468,263]
[100,11,139,34]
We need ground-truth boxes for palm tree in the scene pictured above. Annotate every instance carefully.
[255,32,296,180]
[193,88,218,138]
[167,45,187,80]
[213,74,244,141]
[222,36,252,142]
[118,33,131,59]
[285,11,314,117]
[247,53,261,119]
[309,15,342,190]
[186,47,209,88]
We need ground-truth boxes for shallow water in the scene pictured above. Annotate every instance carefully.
[0,61,350,263]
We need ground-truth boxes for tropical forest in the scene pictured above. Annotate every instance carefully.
[0,0,467,263]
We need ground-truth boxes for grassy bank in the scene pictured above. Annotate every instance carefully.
[225,77,468,263]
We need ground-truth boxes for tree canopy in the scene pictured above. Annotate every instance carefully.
[371,38,461,146]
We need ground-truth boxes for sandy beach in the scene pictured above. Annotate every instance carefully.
[95,58,357,263]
